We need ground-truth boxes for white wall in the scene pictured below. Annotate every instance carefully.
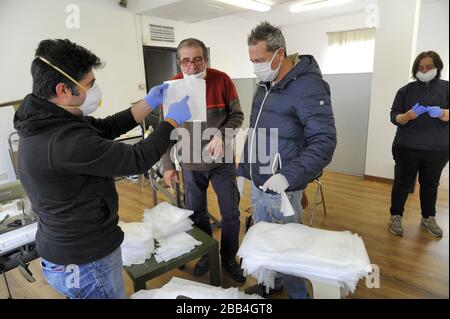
[281,12,370,73]
[140,15,256,79]
[0,0,146,118]
[364,0,421,179]
[186,16,257,79]
[416,0,449,184]
[416,0,449,80]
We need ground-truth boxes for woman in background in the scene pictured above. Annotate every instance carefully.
[389,51,449,238]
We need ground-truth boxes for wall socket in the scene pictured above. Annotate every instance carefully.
[0,172,8,181]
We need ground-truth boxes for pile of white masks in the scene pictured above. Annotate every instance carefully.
[143,202,194,239]
[144,202,200,263]
[238,222,373,296]
[119,221,154,267]
[154,232,201,263]
[130,277,263,299]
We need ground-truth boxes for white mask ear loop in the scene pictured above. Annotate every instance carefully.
[272,153,281,175]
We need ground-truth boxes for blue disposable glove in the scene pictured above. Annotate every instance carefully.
[412,103,428,117]
[144,83,169,110]
[166,96,191,126]
[426,106,444,118]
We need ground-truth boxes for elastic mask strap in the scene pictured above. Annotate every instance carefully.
[37,56,87,92]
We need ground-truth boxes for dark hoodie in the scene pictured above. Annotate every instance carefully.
[14,94,174,265]
[237,55,337,191]
[390,78,449,151]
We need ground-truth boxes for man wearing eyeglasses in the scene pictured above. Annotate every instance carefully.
[161,38,245,283]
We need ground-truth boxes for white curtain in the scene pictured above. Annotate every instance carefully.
[327,28,376,47]
[324,28,376,74]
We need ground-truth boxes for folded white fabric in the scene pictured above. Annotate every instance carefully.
[119,221,154,266]
[238,222,373,296]
[131,277,263,299]
[143,202,194,238]
[154,232,201,263]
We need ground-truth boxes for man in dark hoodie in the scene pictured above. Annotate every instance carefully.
[13,39,191,299]
[237,22,337,298]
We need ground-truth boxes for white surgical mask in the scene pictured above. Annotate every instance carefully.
[416,68,437,83]
[253,49,282,82]
[81,83,102,115]
[183,69,207,79]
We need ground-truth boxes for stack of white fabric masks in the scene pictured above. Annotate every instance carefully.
[238,222,373,296]
[143,202,200,263]
[131,277,263,299]
[143,202,194,238]
[119,221,154,267]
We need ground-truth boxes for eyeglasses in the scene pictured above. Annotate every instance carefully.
[179,56,205,67]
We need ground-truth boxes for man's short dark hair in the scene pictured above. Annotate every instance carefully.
[248,21,287,56]
[31,39,103,99]
[411,51,444,80]
[177,38,208,60]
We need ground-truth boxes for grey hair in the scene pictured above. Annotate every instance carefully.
[177,38,208,60]
[248,21,286,55]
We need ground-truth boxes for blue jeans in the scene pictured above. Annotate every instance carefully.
[40,247,125,299]
[250,182,308,299]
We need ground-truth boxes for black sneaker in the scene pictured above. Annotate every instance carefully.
[194,255,209,276]
[222,258,246,283]
[244,284,283,297]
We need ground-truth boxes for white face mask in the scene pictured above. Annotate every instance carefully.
[81,83,102,116]
[416,68,437,83]
[183,68,207,79]
[253,49,282,82]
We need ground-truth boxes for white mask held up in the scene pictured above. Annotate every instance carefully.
[416,68,437,83]
[253,49,282,82]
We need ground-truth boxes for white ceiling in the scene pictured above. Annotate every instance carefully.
[236,0,378,26]
[127,0,380,26]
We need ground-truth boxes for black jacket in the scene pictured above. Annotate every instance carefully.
[14,94,174,265]
[391,79,449,151]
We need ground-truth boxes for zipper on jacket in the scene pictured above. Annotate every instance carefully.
[249,83,271,181]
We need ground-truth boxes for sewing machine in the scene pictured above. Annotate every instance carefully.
[0,181,38,299]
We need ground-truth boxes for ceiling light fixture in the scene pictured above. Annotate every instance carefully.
[289,0,353,13]
[215,0,271,12]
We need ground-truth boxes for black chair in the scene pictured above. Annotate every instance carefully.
[308,172,327,226]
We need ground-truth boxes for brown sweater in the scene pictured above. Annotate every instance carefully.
[161,68,244,171]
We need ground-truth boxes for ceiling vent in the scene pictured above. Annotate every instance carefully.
[150,24,175,43]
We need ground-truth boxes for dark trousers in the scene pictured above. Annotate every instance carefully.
[183,164,240,261]
[390,145,449,218]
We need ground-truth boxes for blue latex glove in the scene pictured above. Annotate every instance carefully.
[427,106,444,118]
[144,83,169,110]
[166,96,191,126]
[412,103,428,117]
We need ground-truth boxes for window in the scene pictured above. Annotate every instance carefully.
[323,28,376,74]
